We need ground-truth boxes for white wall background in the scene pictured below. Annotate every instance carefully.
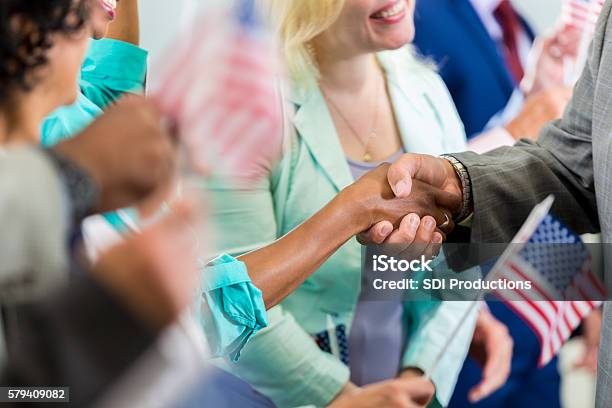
[513,0,564,34]
[139,0,564,63]
[140,0,200,63]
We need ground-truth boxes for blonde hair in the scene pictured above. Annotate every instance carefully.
[263,0,346,85]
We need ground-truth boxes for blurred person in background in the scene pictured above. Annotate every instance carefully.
[0,0,90,146]
[0,145,199,407]
[0,2,191,395]
[42,0,146,149]
[203,0,515,407]
[41,0,149,234]
[413,0,576,153]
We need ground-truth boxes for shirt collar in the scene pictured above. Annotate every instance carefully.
[470,0,504,40]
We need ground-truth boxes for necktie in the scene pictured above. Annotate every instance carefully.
[494,0,525,83]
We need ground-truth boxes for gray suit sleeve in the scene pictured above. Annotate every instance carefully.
[451,1,612,242]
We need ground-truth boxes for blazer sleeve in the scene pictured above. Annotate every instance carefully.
[450,1,611,243]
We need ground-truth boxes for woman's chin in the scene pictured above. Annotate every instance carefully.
[90,13,110,39]
[62,91,79,107]
[379,36,414,51]
[92,24,109,39]
[371,27,415,51]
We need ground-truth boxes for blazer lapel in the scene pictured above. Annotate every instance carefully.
[290,85,355,191]
[378,51,446,155]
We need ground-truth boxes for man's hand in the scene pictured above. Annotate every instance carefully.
[467,309,513,403]
[359,154,463,244]
[522,26,581,95]
[386,154,462,204]
[328,378,435,408]
[54,96,177,213]
[505,87,573,140]
[91,199,199,330]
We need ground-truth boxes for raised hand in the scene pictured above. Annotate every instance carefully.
[53,96,177,214]
[521,26,581,95]
[574,309,602,374]
[505,86,573,140]
[467,309,513,403]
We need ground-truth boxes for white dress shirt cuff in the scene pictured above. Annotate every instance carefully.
[467,127,516,154]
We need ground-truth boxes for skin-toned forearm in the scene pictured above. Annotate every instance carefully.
[106,0,140,45]
[239,190,367,308]
[239,163,457,309]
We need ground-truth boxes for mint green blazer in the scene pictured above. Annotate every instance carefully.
[209,48,478,407]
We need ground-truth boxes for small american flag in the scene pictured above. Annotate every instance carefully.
[493,213,605,367]
[150,0,283,181]
[561,0,605,33]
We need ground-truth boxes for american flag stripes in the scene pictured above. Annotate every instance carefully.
[560,0,607,83]
[493,214,605,367]
[150,0,283,181]
[561,0,606,33]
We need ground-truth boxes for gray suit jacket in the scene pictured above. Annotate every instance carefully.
[452,2,612,405]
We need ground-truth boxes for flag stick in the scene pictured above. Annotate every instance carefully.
[424,196,555,379]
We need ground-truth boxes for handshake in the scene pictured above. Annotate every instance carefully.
[338,154,466,247]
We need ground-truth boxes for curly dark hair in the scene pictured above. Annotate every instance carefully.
[0,0,90,106]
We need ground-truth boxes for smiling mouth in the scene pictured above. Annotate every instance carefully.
[97,0,117,20]
[370,1,406,21]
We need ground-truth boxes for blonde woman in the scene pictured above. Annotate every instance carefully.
[207,1,480,407]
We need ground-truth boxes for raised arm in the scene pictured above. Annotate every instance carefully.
[105,0,140,45]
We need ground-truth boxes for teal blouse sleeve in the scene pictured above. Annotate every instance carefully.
[198,254,268,362]
[40,38,148,147]
[79,38,148,109]
[89,210,268,362]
